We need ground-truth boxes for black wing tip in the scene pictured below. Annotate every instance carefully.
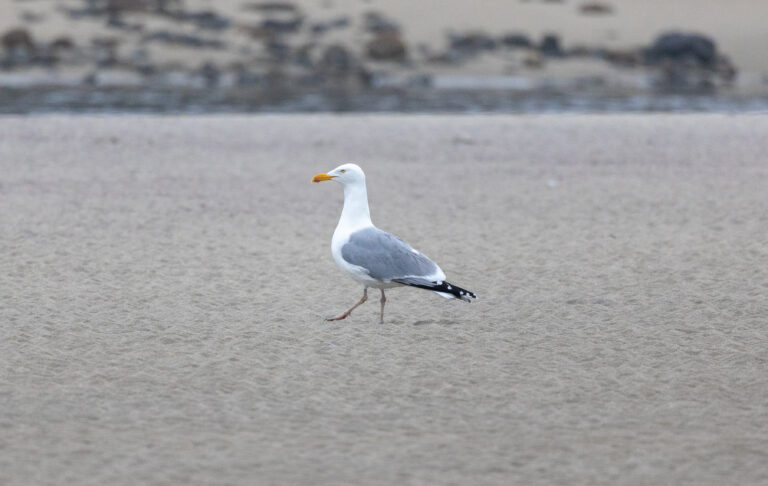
[440,281,477,301]
[455,288,477,303]
[396,279,477,301]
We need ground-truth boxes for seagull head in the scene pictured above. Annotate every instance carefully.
[312,163,365,185]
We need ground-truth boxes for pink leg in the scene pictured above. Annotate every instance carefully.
[327,288,368,321]
[379,289,386,324]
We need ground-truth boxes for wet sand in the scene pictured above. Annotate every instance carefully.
[1,114,767,485]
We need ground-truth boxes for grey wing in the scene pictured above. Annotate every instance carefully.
[341,227,442,281]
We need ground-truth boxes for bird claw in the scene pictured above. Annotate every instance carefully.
[326,314,348,321]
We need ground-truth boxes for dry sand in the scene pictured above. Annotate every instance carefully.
[1,114,767,485]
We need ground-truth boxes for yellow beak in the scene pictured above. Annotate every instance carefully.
[312,172,335,183]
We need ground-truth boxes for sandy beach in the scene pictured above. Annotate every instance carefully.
[1,114,767,485]
[4,0,768,73]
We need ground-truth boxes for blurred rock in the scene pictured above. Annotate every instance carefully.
[294,43,316,68]
[198,62,219,88]
[244,2,298,13]
[579,2,614,15]
[20,11,45,23]
[643,33,738,89]
[106,13,144,31]
[174,10,230,30]
[539,34,563,56]
[319,44,353,75]
[2,28,34,51]
[500,33,532,49]
[234,67,264,87]
[143,31,224,49]
[66,0,178,18]
[92,37,120,67]
[645,32,717,67]
[265,40,291,62]
[262,17,303,34]
[2,28,36,67]
[103,0,156,14]
[50,37,75,51]
[366,32,406,61]
[599,48,640,67]
[82,72,98,86]
[363,11,400,34]
[449,32,497,53]
[135,63,155,76]
[310,17,350,35]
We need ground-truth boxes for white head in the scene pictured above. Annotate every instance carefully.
[312,163,365,185]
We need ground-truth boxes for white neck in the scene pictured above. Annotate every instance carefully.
[337,180,373,232]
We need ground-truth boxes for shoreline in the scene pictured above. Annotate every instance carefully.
[3,85,768,114]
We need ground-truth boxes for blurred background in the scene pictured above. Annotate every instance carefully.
[1,0,767,113]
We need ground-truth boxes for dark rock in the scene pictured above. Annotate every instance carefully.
[539,34,563,56]
[579,2,614,15]
[68,0,182,16]
[265,40,291,62]
[106,13,143,30]
[645,32,717,67]
[51,37,75,51]
[319,44,353,74]
[357,67,373,87]
[449,32,497,53]
[244,2,298,13]
[155,0,181,13]
[235,69,264,87]
[2,28,35,52]
[180,11,230,30]
[31,49,58,67]
[1,28,37,68]
[363,11,400,34]
[198,62,219,88]
[20,11,45,23]
[107,13,127,28]
[294,43,316,68]
[598,48,640,67]
[230,62,263,86]
[643,33,737,89]
[500,33,532,49]
[262,17,303,34]
[136,63,155,76]
[92,37,119,67]
[143,31,224,49]
[104,0,155,14]
[82,72,98,86]
[310,16,350,35]
[366,32,406,61]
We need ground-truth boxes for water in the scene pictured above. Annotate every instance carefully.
[2,86,768,114]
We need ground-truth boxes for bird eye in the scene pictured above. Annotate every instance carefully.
[340,169,346,173]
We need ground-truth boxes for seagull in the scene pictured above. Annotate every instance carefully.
[312,163,476,324]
